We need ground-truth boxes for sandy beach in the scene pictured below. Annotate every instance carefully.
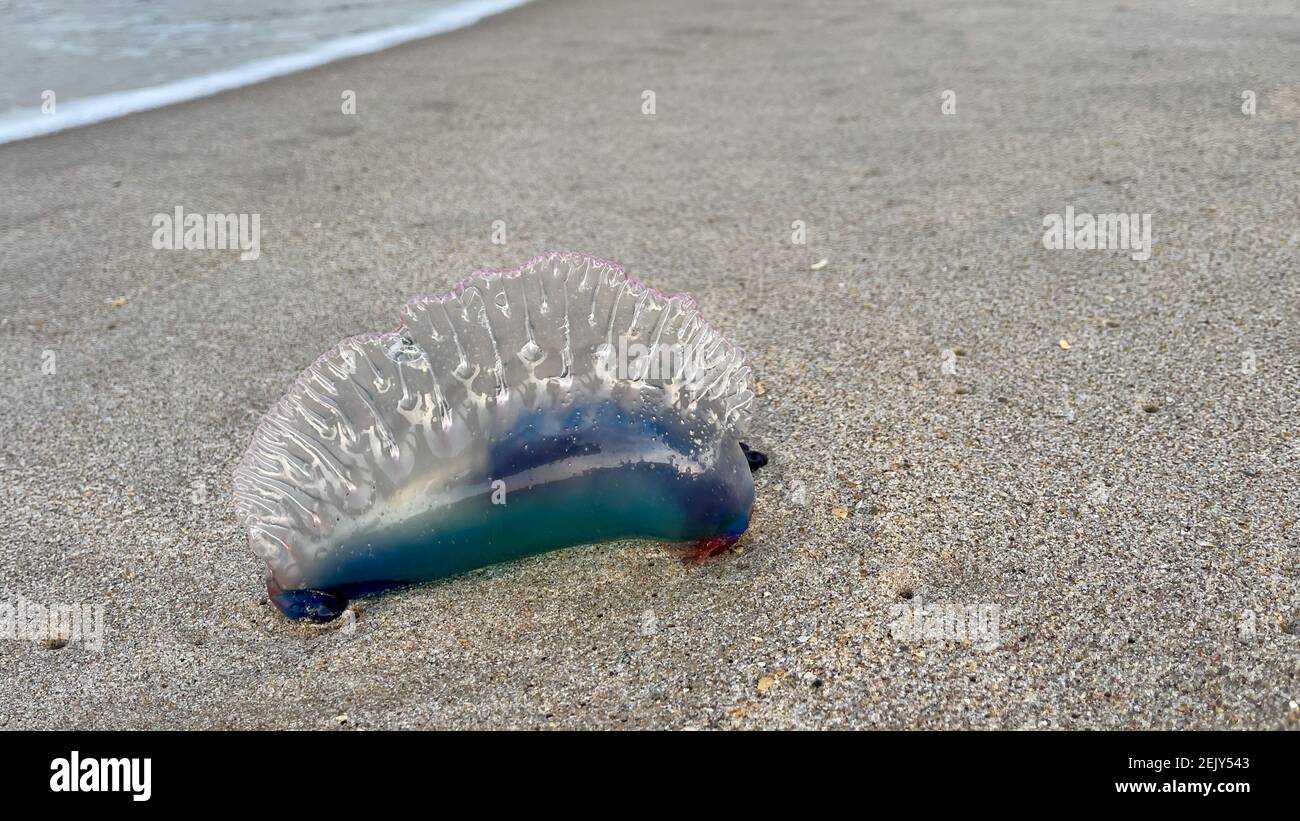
[1,0,1297,729]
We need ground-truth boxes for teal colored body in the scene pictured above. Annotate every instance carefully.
[269,398,755,621]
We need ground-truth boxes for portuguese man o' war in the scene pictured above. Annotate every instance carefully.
[232,251,762,621]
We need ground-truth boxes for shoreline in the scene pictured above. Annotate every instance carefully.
[0,0,537,147]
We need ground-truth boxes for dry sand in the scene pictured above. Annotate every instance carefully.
[0,0,1297,729]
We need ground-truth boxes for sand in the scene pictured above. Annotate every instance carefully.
[0,0,1297,729]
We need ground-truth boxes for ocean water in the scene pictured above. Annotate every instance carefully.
[0,0,532,144]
